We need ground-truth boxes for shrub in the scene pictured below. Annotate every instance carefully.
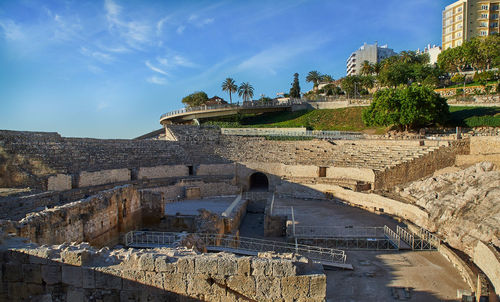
[363,85,449,130]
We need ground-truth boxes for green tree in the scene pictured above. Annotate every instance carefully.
[341,75,374,97]
[320,74,334,83]
[221,78,237,104]
[362,85,449,130]
[306,71,322,88]
[479,34,500,70]
[451,73,465,84]
[289,73,301,98]
[181,91,209,107]
[238,82,254,102]
[360,61,374,75]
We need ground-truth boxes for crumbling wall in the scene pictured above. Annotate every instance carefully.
[137,165,189,179]
[0,241,326,302]
[15,186,146,246]
[78,168,131,187]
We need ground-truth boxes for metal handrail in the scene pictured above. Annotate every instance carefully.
[160,99,306,120]
[383,225,401,249]
[292,226,386,238]
[125,231,347,264]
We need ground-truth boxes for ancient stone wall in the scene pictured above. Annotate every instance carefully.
[374,139,470,189]
[473,241,500,295]
[47,174,72,191]
[78,168,131,188]
[0,241,326,301]
[137,165,189,180]
[470,136,500,155]
[14,186,148,246]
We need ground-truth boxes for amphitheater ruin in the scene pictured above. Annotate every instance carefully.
[0,114,499,301]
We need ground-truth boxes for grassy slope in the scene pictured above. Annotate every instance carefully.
[203,107,387,134]
[202,106,500,132]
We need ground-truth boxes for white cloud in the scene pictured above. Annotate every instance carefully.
[187,14,214,27]
[80,47,114,63]
[156,16,170,35]
[176,25,185,34]
[145,60,168,75]
[88,65,104,74]
[147,76,167,85]
[0,19,24,41]
[156,55,197,69]
[103,0,152,49]
[238,36,329,74]
[97,102,110,111]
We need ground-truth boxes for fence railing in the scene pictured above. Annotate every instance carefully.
[125,231,347,264]
[290,226,386,238]
[383,225,401,249]
[160,99,305,120]
[220,128,363,140]
[396,226,439,250]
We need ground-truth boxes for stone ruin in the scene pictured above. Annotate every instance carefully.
[0,127,499,301]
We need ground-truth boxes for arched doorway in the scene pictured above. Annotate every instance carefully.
[249,172,269,191]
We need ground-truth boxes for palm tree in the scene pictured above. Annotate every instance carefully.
[321,74,334,83]
[306,71,322,88]
[221,78,237,104]
[360,61,374,75]
[238,82,254,103]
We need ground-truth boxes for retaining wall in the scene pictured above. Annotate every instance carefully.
[473,241,500,296]
[0,242,326,302]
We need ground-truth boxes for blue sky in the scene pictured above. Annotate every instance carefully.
[0,0,456,138]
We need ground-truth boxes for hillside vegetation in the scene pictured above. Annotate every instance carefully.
[202,106,500,131]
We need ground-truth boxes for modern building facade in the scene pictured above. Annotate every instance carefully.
[443,0,500,50]
[346,42,396,76]
[417,44,442,65]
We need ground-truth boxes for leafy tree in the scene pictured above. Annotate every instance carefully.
[289,73,301,98]
[238,82,254,102]
[221,78,237,104]
[451,73,465,84]
[181,91,209,107]
[422,74,440,88]
[362,85,449,130]
[341,75,374,97]
[323,84,343,96]
[360,61,374,75]
[320,74,334,83]
[306,71,322,88]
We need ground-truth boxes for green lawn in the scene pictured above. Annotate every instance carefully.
[202,107,387,134]
[448,106,500,127]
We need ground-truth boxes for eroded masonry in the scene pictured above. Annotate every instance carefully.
[0,127,499,301]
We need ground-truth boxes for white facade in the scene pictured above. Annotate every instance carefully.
[417,44,442,65]
[346,42,396,76]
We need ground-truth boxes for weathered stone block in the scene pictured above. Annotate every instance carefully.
[155,256,175,273]
[8,282,28,300]
[255,276,281,300]
[95,268,122,290]
[4,263,22,282]
[62,265,83,287]
[22,264,42,283]
[176,257,195,274]
[237,257,251,276]
[309,274,327,298]
[272,260,296,277]
[251,258,271,276]
[138,253,156,271]
[121,270,146,290]
[227,275,256,298]
[61,250,90,266]
[26,283,44,297]
[41,265,61,285]
[145,271,163,289]
[281,275,310,300]
[163,273,186,294]
[47,174,72,191]
[195,257,218,275]
[217,257,237,276]
[187,274,211,297]
[82,267,95,288]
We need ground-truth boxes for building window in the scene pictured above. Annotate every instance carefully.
[457,7,462,13]
[481,13,489,19]
[491,22,499,28]
[456,15,463,21]
[493,5,499,10]
[456,32,462,38]
[457,40,462,46]
[480,30,488,36]
[456,24,463,29]
[492,14,499,19]
[481,5,489,10]
[480,21,488,27]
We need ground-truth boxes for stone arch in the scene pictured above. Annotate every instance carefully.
[249,172,269,191]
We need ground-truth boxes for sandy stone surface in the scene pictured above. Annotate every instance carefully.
[399,162,500,255]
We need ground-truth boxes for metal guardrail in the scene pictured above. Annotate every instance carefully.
[125,231,347,264]
[396,226,439,250]
[383,225,401,249]
[220,128,363,140]
[291,226,386,238]
[160,99,305,120]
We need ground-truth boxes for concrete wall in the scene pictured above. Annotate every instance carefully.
[47,174,72,191]
[473,241,500,295]
[0,242,326,301]
[196,163,235,176]
[470,136,500,155]
[78,169,131,188]
[137,165,189,179]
